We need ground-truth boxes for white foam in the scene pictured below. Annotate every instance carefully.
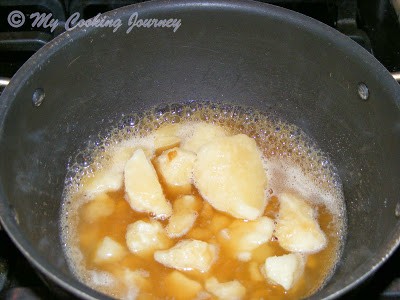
[89,270,116,286]
[265,158,344,216]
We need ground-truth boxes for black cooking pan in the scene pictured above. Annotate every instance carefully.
[0,0,399,299]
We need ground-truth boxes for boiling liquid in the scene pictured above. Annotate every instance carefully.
[61,102,345,299]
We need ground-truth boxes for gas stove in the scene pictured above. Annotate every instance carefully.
[0,0,399,299]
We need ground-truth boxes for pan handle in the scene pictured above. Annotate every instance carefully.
[0,77,10,88]
[392,72,400,82]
